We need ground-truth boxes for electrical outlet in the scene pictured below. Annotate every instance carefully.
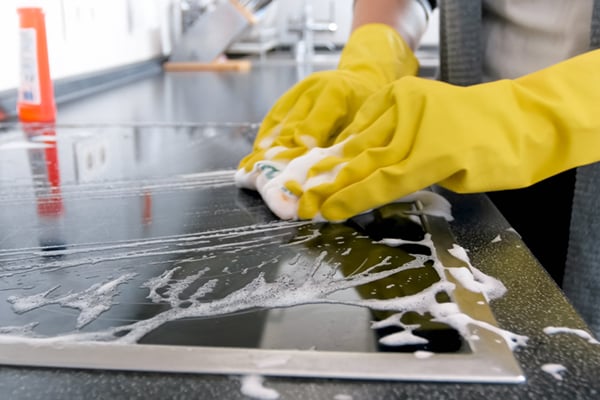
[73,136,109,183]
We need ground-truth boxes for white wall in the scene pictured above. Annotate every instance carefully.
[0,0,181,93]
[0,0,439,93]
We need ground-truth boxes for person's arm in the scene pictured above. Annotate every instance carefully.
[254,48,600,221]
[352,0,432,49]
[236,1,430,196]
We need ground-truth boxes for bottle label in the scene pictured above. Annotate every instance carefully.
[18,28,41,106]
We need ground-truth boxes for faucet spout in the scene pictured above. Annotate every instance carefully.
[288,0,338,63]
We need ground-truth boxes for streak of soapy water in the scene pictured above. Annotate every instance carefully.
[0,221,306,277]
[0,237,280,275]
[0,220,305,258]
[0,170,236,206]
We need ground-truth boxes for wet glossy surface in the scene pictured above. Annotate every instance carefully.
[0,123,528,383]
[0,123,531,383]
[0,66,598,398]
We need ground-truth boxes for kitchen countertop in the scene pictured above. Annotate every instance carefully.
[1,58,599,399]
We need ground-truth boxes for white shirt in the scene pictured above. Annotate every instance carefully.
[482,0,593,80]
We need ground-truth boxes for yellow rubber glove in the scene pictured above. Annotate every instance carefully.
[236,23,418,190]
[253,49,600,221]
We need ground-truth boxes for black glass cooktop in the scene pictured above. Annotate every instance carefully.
[0,123,524,382]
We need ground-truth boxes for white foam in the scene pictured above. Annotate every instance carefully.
[7,274,136,328]
[413,350,434,359]
[240,375,280,400]
[447,267,486,295]
[7,286,61,313]
[370,313,403,330]
[448,245,470,264]
[255,142,344,220]
[543,326,599,344]
[491,235,502,243]
[2,251,447,344]
[379,330,428,346]
[429,302,528,351]
[235,166,258,190]
[0,188,526,361]
[471,265,506,301]
[447,244,507,301]
[379,235,434,250]
[236,140,346,220]
[541,363,567,380]
[240,140,455,224]
[423,228,526,351]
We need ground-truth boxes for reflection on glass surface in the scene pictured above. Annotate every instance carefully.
[23,124,66,252]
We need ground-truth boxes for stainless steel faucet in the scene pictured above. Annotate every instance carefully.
[288,0,338,63]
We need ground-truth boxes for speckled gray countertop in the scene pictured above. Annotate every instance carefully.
[1,61,599,399]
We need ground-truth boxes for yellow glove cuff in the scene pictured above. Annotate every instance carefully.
[338,23,419,86]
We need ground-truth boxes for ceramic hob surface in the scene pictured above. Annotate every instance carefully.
[0,123,524,382]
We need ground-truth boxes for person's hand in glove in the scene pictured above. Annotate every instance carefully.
[249,49,600,221]
[236,22,419,191]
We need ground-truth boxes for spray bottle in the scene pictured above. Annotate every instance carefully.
[17,6,56,123]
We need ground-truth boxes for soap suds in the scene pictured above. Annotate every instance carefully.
[413,350,434,359]
[379,330,428,346]
[447,245,507,301]
[7,274,136,328]
[0,187,527,384]
[541,363,567,380]
[543,326,599,344]
[240,375,279,400]
[236,139,453,224]
[378,232,434,249]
